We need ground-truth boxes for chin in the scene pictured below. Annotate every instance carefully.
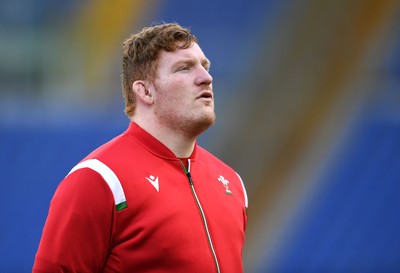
[180,112,215,137]
[193,114,216,135]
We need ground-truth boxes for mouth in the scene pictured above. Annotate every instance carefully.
[196,91,213,100]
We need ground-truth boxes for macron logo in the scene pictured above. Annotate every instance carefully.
[146,175,159,192]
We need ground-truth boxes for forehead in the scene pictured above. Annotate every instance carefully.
[157,43,209,66]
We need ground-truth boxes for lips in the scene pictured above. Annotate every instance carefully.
[196,91,213,100]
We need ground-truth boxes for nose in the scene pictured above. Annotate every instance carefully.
[195,66,213,86]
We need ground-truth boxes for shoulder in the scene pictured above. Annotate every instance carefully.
[63,158,127,211]
[56,165,115,204]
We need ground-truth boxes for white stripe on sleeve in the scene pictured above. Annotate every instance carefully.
[236,172,248,208]
[67,159,126,209]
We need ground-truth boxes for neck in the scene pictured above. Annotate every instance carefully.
[131,116,196,158]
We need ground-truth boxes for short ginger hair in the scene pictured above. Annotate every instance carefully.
[121,23,198,117]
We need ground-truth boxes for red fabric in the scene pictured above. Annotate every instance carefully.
[33,122,248,273]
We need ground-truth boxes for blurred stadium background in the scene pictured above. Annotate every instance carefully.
[1,0,400,272]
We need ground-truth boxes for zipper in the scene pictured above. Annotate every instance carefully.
[179,159,221,273]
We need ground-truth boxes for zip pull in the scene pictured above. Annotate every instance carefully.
[186,171,194,185]
[179,159,194,185]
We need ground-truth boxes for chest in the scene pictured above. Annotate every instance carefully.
[107,160,245,272]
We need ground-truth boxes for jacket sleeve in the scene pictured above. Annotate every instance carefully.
[33,169,116,273]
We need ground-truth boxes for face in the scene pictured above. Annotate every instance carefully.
[151,43,215,137]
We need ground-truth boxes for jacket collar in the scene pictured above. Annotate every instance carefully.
[125,122,197,161]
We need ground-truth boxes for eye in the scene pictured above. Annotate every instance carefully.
[177,65,190,72]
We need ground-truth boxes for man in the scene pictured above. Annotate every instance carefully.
[33,23,248,273]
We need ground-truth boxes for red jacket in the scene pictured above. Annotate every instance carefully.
[33,122,248,273]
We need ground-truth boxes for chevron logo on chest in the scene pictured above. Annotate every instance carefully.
[145,175,159,192]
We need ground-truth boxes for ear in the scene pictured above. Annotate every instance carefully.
[132,80,154,105]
